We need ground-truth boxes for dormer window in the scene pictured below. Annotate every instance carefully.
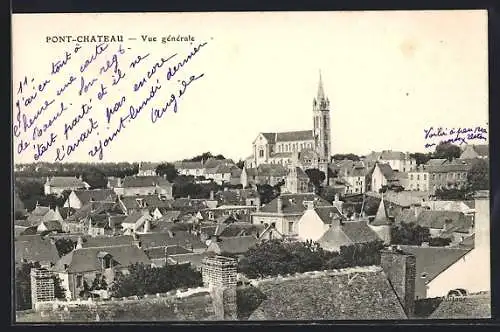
[420,272,427,279]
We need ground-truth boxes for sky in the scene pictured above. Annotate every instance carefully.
[12,10,488,164]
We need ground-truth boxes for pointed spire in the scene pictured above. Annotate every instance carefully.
[317,70,325,101]
[374,194,389,224]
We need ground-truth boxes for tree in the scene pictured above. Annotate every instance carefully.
[410,152,433,166]
[82,168,108,188]
[305,168,326,189]
[15,261,41,310]
[433,142,461,161]
[110,263,202,298]
[90,274,108,291]
[428,237,452,247]
[391,222,431,245]
[434,187,468,201]
[332,154,360,161]
[55,238,77,257]
[155,163,178,182]
[467,158,489,193]
[256,184,279,205]
[236,160,245,169]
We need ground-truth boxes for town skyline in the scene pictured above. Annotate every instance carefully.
[12,11,488,164]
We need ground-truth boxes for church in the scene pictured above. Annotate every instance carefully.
[244,72,332,188]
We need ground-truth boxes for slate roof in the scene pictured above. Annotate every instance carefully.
[167,252,213,269]
[318,221,380,251]
[426,159,475,173]
[26,206,52,225]
[397,245,472,299]
[261,133,277,144]
[216,188,259,205]
[54,245,151,273]
[375,163,394,180]
[217,222,266,237]
[144,245,193,259]
[139,162,160,171]
[429,293,491,319]
[47,176,88,188]
[81,235,134,248]
[256,164,287,177]
[415,210,472,232]
[426,158,448,166]
[66,201,124,222]
[314,206,345,224]
[73,189,116,205]
[174,161,204,169]
[370,198,392,226]
[206,164,236,175]
[276,130,313,142]
[122,176,172,188]
[139,231,207,250]
[210,236,258,254]
[15,236,60,263]
[122,212,148,225]
[259,193,332,214]
[119,195,171,211]
[42,220,62,232]
[248,266,407,320]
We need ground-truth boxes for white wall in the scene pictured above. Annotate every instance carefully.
[297,209,329,241]
[64,191,83,209]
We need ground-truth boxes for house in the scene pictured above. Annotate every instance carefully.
[421,200,475,215]
[214,222,266,238]
[256,224,285,242]
[459,144,488,159]
[121,211,152,234]
[317,220,381,252]
[408,165,430,192]
[106,176,123,190]
[63,201,126,234]
[63,189,116,210]
[119,176,173,198]
[44,176,90,196]
[202,205,258,223]
[367,162,397,193]
[365,150,416,172]
[297,205,345,241]
[248,265,410,320]
[15,235,60,266]
[251,193,333,237]
[174,161,205,177]
[36,220,63,233]
[240,164,287,188]
[144,245,193,267]
[283,165,310,194]
[215,188,260,207]
[429,292,491,319]
[230,168,242,186]
[426,159,475,193]
[137,162,160,176]
[338,165,367,194]
[205,164,238,185]
[118,195,171,217]
[53,244,152,299]
[401,192,491,299]
[26,205,63,226]
[206,235,258,256]
[136,231,208,253]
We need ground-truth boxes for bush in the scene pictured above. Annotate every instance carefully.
[429,237,452,247]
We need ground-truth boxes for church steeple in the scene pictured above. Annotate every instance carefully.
[312,70,331,163]
[317,70,327,102]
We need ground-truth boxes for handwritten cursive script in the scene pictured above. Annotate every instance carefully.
[423,125,488,149]
[13,39,208,163]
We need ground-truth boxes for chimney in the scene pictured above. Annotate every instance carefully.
[277,197,283,213]
[144,217,151,233]
[380,248,416,318]
[202,256,238,320]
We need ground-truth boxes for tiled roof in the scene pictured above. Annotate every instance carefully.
[426,159,475,173]
[394,208,418,225]
[66,201,124,222]
[211,236,258,254]
[371,198,391,226]
[397,245,472,299]
[429,293,491,319]
[426,158,448,166]
[168,252,213,268]
[415,210,472,232]
[122,176,172,188]
[47,176,88,188]
[139,162,160,171]
[139,231,207,250]
[248,266,407,320]
[15,236,60,263]
[206,164,236,174]
[276,130,313,142]
[314,206,344,224]
[200,226,218,237]
[73,189,116,205]
[26,206,52,225]
[259,193,332,214]
[54,244,151,273]
[122,212,148,225]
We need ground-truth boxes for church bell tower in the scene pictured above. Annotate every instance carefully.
[313,71,331,164]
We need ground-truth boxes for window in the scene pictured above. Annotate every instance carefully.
[417,174,420,180]
[288,222,294,233]
[410,174,413,180]
[103,256,112,269]
[424,174,427,181]
[259,149,264,158]
[76,275,83,287]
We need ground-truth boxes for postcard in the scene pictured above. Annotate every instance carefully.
[12,10,490,323]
